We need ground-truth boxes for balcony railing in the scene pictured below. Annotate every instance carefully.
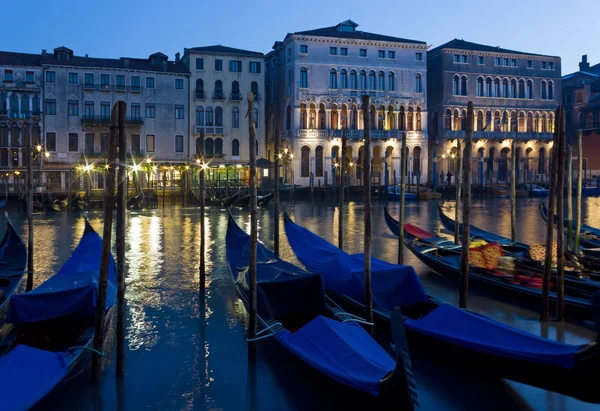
[445,130,553,141]
[195,90,205,99]
[116,84,126,92]
[213,91,225,100]
[298,129,330,138]
[195,126,224,135]
[81,116,144,125]
[230,92,242,101]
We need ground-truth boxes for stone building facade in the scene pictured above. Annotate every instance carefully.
[266,20,429,187]
[427,39,561,186]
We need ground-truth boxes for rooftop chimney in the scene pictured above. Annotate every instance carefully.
[85,54,89,58]
[580,55,590,72]
[175,52,180,63]
[123,58,130,69]
[41,49,47,57]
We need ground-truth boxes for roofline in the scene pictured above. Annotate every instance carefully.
[428,44,560,60]
[41,62,189,76]
[184,47,264,58]
[283,33,428,49]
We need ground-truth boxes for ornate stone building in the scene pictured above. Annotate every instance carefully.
[265,20,429,187]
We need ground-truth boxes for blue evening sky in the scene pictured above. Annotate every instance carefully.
[3,0,597,75]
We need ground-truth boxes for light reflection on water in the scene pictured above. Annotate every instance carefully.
[3,196,599,410]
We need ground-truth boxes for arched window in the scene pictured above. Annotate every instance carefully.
[444,108,451,130]
[196,106,204,126]
[215,80,223,98]
[300,103,307,129]
[476,110,484,130]
[415,73,423,92]
[453,109,461,131]
[548,81,554,100]
[340,69,348,89]
[388,72,395,91]
[214,138,223,155]
[368,71,376,90]
[407,107,414,131]
[315,145,324,177]
[205,107,214,126]
[527,80,533,99]
[232,80,240,97]
[461,76,467,96]
[518,112,525,132]
[534,113,541,132]
[300,67,308,88]
[541,80,547,100]
[453,75,460,95]
[331,104,338,130]
[301,146,310,177]
[494,78,500,97]
[399,107,406,131]
[215,106,223,127]
[232,138,240,156]
[350,70,357,89]
[542,113,547,133]
[416,107,422,131]
[232,107,239,128]
[378,71,385,91]
[205,138,214,155]
[251,81,259,96]
[413,146,422,174]
[359,70,366,90]
[254,108,259,129]
[318,104,326,129]
[377,105,385,129]
[518,79,525,98]
[549,112,555,133]
[476,77,484,97]
[510,110,517,131]
[196,79,204,97]
[502,78,509,98]
[329,68,337,89]
[32,94,40,113]
[369,105,376,129]
[527,112,533,132]
[351,105,358,129]
[286,105,292,131]
[510,79,517,98]
[485,77,492,97]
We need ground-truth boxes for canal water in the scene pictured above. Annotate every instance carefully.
[7,196,600,410]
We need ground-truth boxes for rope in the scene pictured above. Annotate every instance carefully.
[342,318,374,326]
[67,345,104,356]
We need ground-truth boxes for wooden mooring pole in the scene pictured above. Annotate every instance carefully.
[556,106,566,321]
[91,102,118,381]
[454,139,462,245]
[398,131,407,264]
[566,143,573,251]
[511,134,517,242]
[273,128,280,256]
[459,102,474,309]
[199,130,206,291]
[25,125,34,292]
[116,101,127,377]
[338,130,346,250]
[361,95,373,333]
[248,93,258,340]
[575,129,583,252]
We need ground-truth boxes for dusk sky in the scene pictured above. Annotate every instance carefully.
[4,0,597,75]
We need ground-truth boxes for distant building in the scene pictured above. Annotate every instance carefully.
[562,55,600,175]
[266,20,429,187]
[427,39,561,186]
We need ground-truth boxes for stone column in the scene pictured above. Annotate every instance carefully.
[28,96,33,114]
[5,93,10,117]
[326,109,331,130]
[16,95,22,119]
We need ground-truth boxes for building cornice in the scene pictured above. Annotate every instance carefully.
[441,49,560,62]
[42,64,190,76]
[285,35,430,51]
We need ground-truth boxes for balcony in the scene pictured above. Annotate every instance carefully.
[230,92,242,101]
[298,129,330,138]
[126,117,144,125]
[195,90,205,100]
[116,84,126,92]
[84,83,95,90]
[130,85,141,93]
[81,116,144,126]
[213,91,225,100]
[195,126,224,135]
[444,130,554,141]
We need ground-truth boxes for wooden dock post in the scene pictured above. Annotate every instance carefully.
[566,144,573,251]
[25,125,34,292]
[459,102,474,309]
[338,130,346,250]
[361,95,373,333]
[511,136,517,242]
[454,139,462,245]
[248,92,258,340]
[91,102,118,381]
[199,130,206,291]
[575,129,583,252]
[541,108,561,321]
[274,128,280,255]
[116,101,127,377]
[556,106,566,321]
[67,169,72,213]
[398,131,407,265]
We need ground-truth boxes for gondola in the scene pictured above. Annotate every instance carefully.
[387,186,417,201]
[226,214,416,404]
[221,191,240,208]
[21,197,44,213]
[284,213,600,402]
[0,216,27,319]
[44,196,66,212]
[526,184,549,197]
[257,192,274,207]
[0,220,117,410]
[233,194,250,208]
[70,194,86,211]
[0,198,6,210]
[541,202,600,249]
[127,192,144,210]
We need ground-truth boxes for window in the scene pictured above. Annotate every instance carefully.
[502,78,508,98]
[26,71,34,83]
[4,70,13,81]
[131,76,140,91]
[519,79,525,98]
[215,106,223,127]
[46,132,56,151]
[503,58,509,66]
[101,74,110,89]
[85,101,94,118]
[175,79,184,89]
[359,49,367,57]
[196,57,204,70]
[215,138,223,155]
[214,80,223,98]
[388,51,395,59]
[476,77,484,96]
[68,133,78,152]
[116,75,125,91]
[301,146,310,177]
[131,103,141,119]
[378,71,385,91]
[145,103,155,118]
[175,105,184,119]
[388,72,395,91]
[511,58,517,67]
[230,60,242,72]
[330,47,338,55]
[453,75,460,95]
[84,73,94,87]
[232,139,240,156]
[494,57,501,66]
[340,69,348,89]
[196,106,204,126]
[527,60,533,69]
[175,135,184,153]
[494,78,500,97]
[527,80,533,99]
[300,67,308,88]
[541,81,547,100]
[549,62,555,70]
[205,138,214,155]
[461,76,467,96]
[368,71,376,90]
[101,102,110,119]
[414,73,422,93]
[45,71,55,83]
[215,59,223,71]
[378,50,385,58]
[68,72,78,84]
[416,52,423,61]
[350,70,357,89]
[359,70,366,90]
[541,61,547,69]
[251,81,259,97]
[340,48,348,56]
[68,100,78,116]
[249,61,261,73]
[315,146,324,177]
[45,99,56,115]
[206,107,214,126]
[454,55,467,63]
[146,77,155,88]
[232,107,239,128]
[477,56,484,65]
[510,79,517,98]
[329,69,337,89]
[300,45,308,54]
[146,134,155,152]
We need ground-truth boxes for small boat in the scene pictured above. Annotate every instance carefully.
[0,217,27,319]
[0,220,117,409]
[233,194,250,208]
[127,192,144,210]
[44,196,65,212]
[285,212,600,402]
[527,184,549,197]
[221,191,240,208]
[387,186,417,201]
[540,202,600,250]
[0,198,6,210]
[257,192,274,207]
[21,197,44,213]
[70,194,86,211]
[226,214,416,403]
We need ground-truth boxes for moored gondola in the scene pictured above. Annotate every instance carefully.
[0,220,117,410]
[284,212,600,403]
[127,192,144,210]
[226,214,416,404]
[221,191,240,208]
[257,192,274,207]
[0,215,27,319]
[233,194,250,208]
[70,194,86,211]
[541,202,600,249]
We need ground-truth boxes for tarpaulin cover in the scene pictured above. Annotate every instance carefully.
[7,224,116,324]
[405,304,582,369]
[0,345,68,410]
[226,215,326,320]
[284,214,428,309]
[276,315,395,396]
